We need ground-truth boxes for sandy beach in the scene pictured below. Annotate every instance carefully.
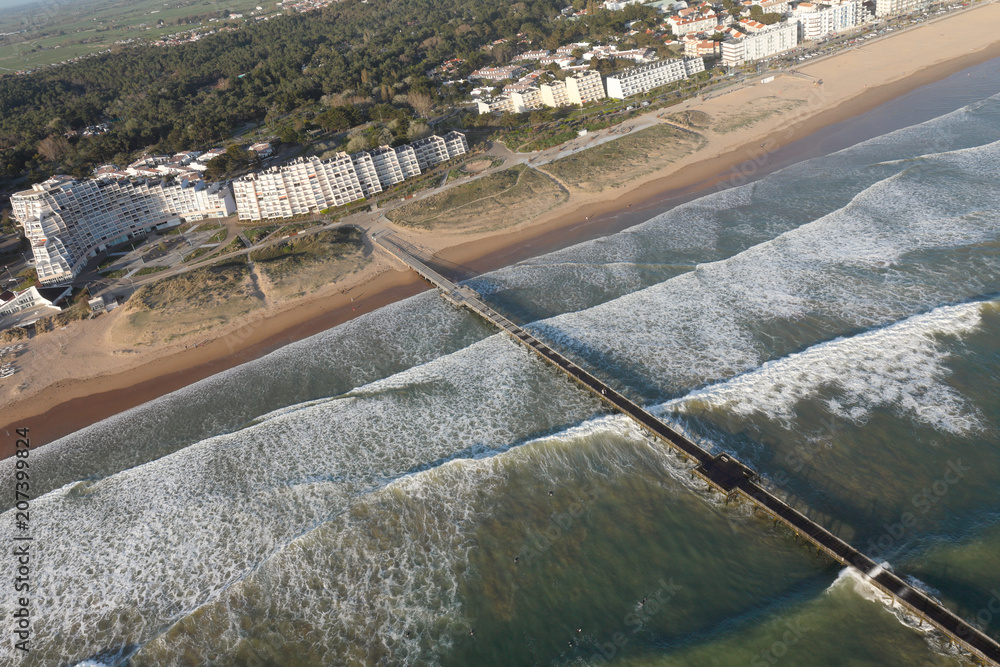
[5,1,1000,455]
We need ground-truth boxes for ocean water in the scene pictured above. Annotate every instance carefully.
[3,63,1000,666]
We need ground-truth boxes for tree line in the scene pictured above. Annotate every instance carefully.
[0,0,669,184]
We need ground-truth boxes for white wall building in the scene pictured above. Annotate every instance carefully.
[566,71,607,105]
[476,96,515,114]
[604,58,704,99]
[604,0,645,9]
[410,135,451,171]
[444,131,470,159]
[509,87,543,113]
[0,285,66,331]
[233,154,366,221]
[667,13,722,35]
[540,80,571,108]
[370,146,407,188]
[394,145,422,180]
[351,151,383,199]
[756,0,790,12]
[874,0,925,17]
[233,133,468,221]
[721,22,798,65]
[11,175,234,285]
[793,0,862,41]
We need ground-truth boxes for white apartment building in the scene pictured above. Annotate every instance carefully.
[756,0,790,12]
[444,131,470,160]
[476,96,515,114]
[685,39,720,57]
[604,0,645,9]
[509,87,543,113]
[874,0,925,17]
[394,145,422,180]
[513,50,551,62]
[793,0,862,40]
[667,13,722,36]
[233,154,366,221]
[233,133,467,221]
[604,58,705,99]
[370,146,407,188]
[0,285,66,331]
[11,175,234,285]
[566,71,606,105]
[540,80,571,108]
[410,135,451,171]
[469,65,527,81]
[721,22,798,65]
[351,151,383,199]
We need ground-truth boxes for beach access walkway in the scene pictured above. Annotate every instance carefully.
[374,231,1000,667]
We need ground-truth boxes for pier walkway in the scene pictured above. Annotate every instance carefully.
[375,233,1000,666]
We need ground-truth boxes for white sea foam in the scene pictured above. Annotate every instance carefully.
[130,413,695,665]
[662,300,987,434]
[0,334,603,666]
[828,567,968,661]
[0,291,489,511]
[533,138,1000,393]
[9,87,1000,667]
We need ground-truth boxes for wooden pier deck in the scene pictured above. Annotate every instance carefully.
[375,233,1000,666]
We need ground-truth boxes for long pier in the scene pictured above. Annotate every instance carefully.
[375,233,1000,665]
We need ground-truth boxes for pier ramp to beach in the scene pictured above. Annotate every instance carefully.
[374,232,1000,667]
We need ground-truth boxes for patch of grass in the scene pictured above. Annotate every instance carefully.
[14,268,37,291]
[387,165,567,232]
[160,222,194,236]
[109,258,261,346]
[134,265,169,277]
[250,227,361,269]
[712,96,806,134]
[545,124,707,193]
[242,227,273,244]
[520,129,578,152]
[662,109,712,129]
[104,269,129,279]
[217,238,245,255]
[251,227,368,299]
[276,223,313,236]
[182,247,212,263]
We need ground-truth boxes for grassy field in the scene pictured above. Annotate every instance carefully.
[0,0,277,72]
[543,124,707,193]
[134,265,169,276]
[387,165,568,233]
[711,96,807,134]
[107,258,261,345]
[250,226,367,300]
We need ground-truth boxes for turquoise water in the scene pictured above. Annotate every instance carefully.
[3,62,1000,665]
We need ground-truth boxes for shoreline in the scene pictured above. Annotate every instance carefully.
[5,6,1000,454]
